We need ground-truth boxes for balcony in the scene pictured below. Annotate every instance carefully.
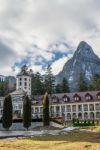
[72,105,76,112]
[83,104,88,111]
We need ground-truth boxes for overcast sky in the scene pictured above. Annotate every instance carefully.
[0,0,100,76]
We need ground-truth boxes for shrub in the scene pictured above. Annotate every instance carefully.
[2,94,13,130]
[23,95,31,130]
[43,92,50,126]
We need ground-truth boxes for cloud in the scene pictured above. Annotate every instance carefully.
[0,0,100,75]
[51,55,72,75]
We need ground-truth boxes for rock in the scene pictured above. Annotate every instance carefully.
[56,41,100,91]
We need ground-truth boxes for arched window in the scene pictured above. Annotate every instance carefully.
[62,95,70,102]
[84,112,88,119]
[72,113,77,119]
[85,93,93,101]
[73,94,81,102]
[78,113,82,120]
[90,112,94,119]
[67,113,71,120]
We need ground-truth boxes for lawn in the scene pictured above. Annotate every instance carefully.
[0,127,100,150]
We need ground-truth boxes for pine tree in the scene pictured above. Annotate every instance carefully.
[0,81,9,96]
[23,95,31,130]
[60,78,70,93]
[31,72,45,95]
[2,94,13,130]
[44,64,55,94]
[55,83,62,93]
[77,72,88,92]
[91,74,100,90]
[43,92,50,126]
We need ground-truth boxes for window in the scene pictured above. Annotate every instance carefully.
[97,95,100,100]
[50,106,54,113]
[63,95,70,102]
[72,105,76,112]
[73,94,81,102]
[35,107,39,113]
[86,96,91,100]
[85,93,92,101]
[19,104,22,109]
[52,96,59,103]
[40,107,43,113]
[19,82,22,86]
[78,105,82,111]
[96,92,100,100]
[67,105,71,112]
[84,104,88,111]
[63,97,68,102]
[75,97,79,101]
[24,82,27,86]
[24,78,27,81]
[61,106,65,112]
[19,78,22,81]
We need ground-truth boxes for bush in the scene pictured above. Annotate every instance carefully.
[2,94,13,130]
[43,92,50,126]
[73,119,95,127]
[23,95,31,130]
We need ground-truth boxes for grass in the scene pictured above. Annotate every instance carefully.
[0,126,100,150]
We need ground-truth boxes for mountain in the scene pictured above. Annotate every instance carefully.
[56,41,100,91]
[6,76,16,90]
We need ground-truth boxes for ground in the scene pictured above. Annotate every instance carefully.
[0,126,100,150]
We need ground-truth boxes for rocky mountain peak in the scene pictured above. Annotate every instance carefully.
[77,41,92,51]
[73,41,98,60]
[56,41,100,91]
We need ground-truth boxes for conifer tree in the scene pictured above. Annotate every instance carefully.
[2,94,13,130]
[23,95,31,130]
[91,74,100,90]
[31,72,44,95]
[77,72,88,92]
[61,77,70,93]
[43,92,50,126]
[55,83,62,93]
[44,64,55,94]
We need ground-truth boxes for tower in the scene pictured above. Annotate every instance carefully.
[16,65,32,96]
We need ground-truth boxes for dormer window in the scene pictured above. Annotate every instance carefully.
[63,95,70,102]
[63,97,68,102]
[75,97,79,101]
[86,96,91,100]
[96,92,100,100]
[74,94,81,102]
[85,93,92,101]
[52,96,59,103]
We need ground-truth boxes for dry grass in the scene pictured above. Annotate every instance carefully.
[0,127,100,150]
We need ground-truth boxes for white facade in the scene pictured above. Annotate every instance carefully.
[32,91,100,121]
[32,102,100,121]
[16,75,31,96]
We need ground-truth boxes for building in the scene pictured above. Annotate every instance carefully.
[10,89,25,118]
[10,65,32,118]
[0,65,32,119]
[32,91,100,121]
[16,65,31,96]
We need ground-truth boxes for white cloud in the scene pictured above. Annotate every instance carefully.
[0,0,100,75]
[51,56,72,75]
